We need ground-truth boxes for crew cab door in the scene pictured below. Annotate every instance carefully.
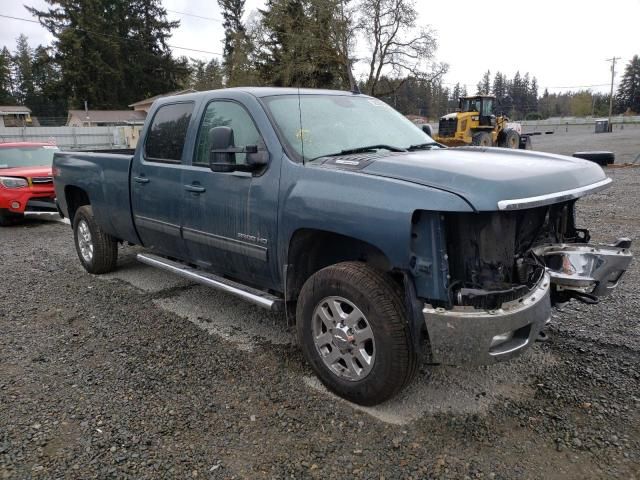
[131,102,194,258]
[181,99,279,288]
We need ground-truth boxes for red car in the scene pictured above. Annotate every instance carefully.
[0,142,60,225]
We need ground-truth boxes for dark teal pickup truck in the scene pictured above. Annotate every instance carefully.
[53,88,632,405]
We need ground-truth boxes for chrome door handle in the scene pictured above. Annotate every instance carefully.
[184,184,206,193]
[134,176,149,184]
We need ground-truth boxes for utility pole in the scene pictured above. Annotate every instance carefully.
[606,57,621,132]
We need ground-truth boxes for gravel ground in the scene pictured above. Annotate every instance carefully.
[530,126,640,164]
[1,136,640,479]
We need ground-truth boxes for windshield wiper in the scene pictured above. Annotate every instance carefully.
[310,144,407,161]
[407,142,441,151]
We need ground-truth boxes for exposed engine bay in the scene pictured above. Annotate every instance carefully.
[443,201,632,309]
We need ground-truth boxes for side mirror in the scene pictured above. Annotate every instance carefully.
[421,124,433,137]
[246,145,269,169]
[209,126,236,172]
[208,126,269,173]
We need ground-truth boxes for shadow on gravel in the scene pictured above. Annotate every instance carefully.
[101,257,559,426]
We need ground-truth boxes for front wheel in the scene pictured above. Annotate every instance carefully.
[499,128,520,149]
[73,205,118,274]
[472,131,493,146]
[296,262,418,405]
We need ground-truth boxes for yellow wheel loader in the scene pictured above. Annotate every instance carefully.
[433,95,532,149]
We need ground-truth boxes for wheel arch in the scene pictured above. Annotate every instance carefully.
[285,228,396,302]
[64,185,90,224]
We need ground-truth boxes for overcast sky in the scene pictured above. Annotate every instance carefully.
[2,0,639,94]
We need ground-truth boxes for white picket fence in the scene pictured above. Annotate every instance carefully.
[0,126,139,150]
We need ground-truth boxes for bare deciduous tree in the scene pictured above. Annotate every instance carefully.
[358,0,447,96]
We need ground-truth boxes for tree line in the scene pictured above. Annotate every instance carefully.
[469,59,640,120]
[0,0,638,123]
[0,0,447,122]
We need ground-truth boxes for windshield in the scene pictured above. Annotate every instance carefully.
[0,145,59,169]
[262,95,434,161]
[460,98,482,113]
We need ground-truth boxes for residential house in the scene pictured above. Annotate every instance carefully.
[0,106,34,127]
[128,88,196,114]
[66,110,147,127]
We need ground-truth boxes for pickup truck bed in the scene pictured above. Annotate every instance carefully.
[55,151,139,245]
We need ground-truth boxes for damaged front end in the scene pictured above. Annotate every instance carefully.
[533,238,632,303]
[419,200,632,366]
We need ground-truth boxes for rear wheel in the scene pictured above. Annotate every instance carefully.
[472,131,492,147]
[499,128,520,149]
[296,261,418,405]
[73,205,118,274]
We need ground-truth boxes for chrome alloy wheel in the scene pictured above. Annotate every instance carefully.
[312,296,375,381]
[77,219,94,263]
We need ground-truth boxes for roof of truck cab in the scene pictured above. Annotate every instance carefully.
[159,87,369,102]
[237,87,367,97]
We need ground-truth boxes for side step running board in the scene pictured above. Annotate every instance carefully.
[137,253,284,311]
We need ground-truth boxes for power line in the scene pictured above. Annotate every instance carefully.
[0,13,223,56]
[547,83,611,89]
[441,80,614,90]
[165,9,223,23]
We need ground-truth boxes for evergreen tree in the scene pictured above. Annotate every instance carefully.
[616,54,640,114]
[492,72,506,99]
[190,58,224,90]
[12,34,35,106]
[255,0,346,89]
[476,70,490,94]
[0,47,14,104]
[218,0,253,86]
[451,83,461,100]
[30,45,67,120]
[28,0,190,109]
[528,76,539,116]
[124,0,191,100]
[508,71,526,118]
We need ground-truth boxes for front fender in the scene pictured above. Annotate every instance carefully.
[278,162,473,300]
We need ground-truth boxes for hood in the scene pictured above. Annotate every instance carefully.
[324,147,609,212]
[0,165,52,178]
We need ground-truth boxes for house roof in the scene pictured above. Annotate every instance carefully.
[0,106,32,114]
[128,89,197,107]
[68,110,147,124]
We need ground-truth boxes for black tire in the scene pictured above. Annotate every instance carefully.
[499,128,520,149]
[0,209,24,226]
[72,205,118,274]
[519,135,533,150]
[572,151,615,166]
[296,261,418,405]
[471,131,492,147]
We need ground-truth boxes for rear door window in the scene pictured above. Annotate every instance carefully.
[144,102,194,163]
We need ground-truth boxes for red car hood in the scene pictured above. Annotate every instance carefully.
[0,166,52,177]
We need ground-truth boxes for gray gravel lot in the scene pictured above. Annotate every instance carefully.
[1,132,639,479]
[530,125,640,164]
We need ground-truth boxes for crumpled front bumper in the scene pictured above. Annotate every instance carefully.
[533,238,632,298]
[423,273,551,366]
[423,238,633,367]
